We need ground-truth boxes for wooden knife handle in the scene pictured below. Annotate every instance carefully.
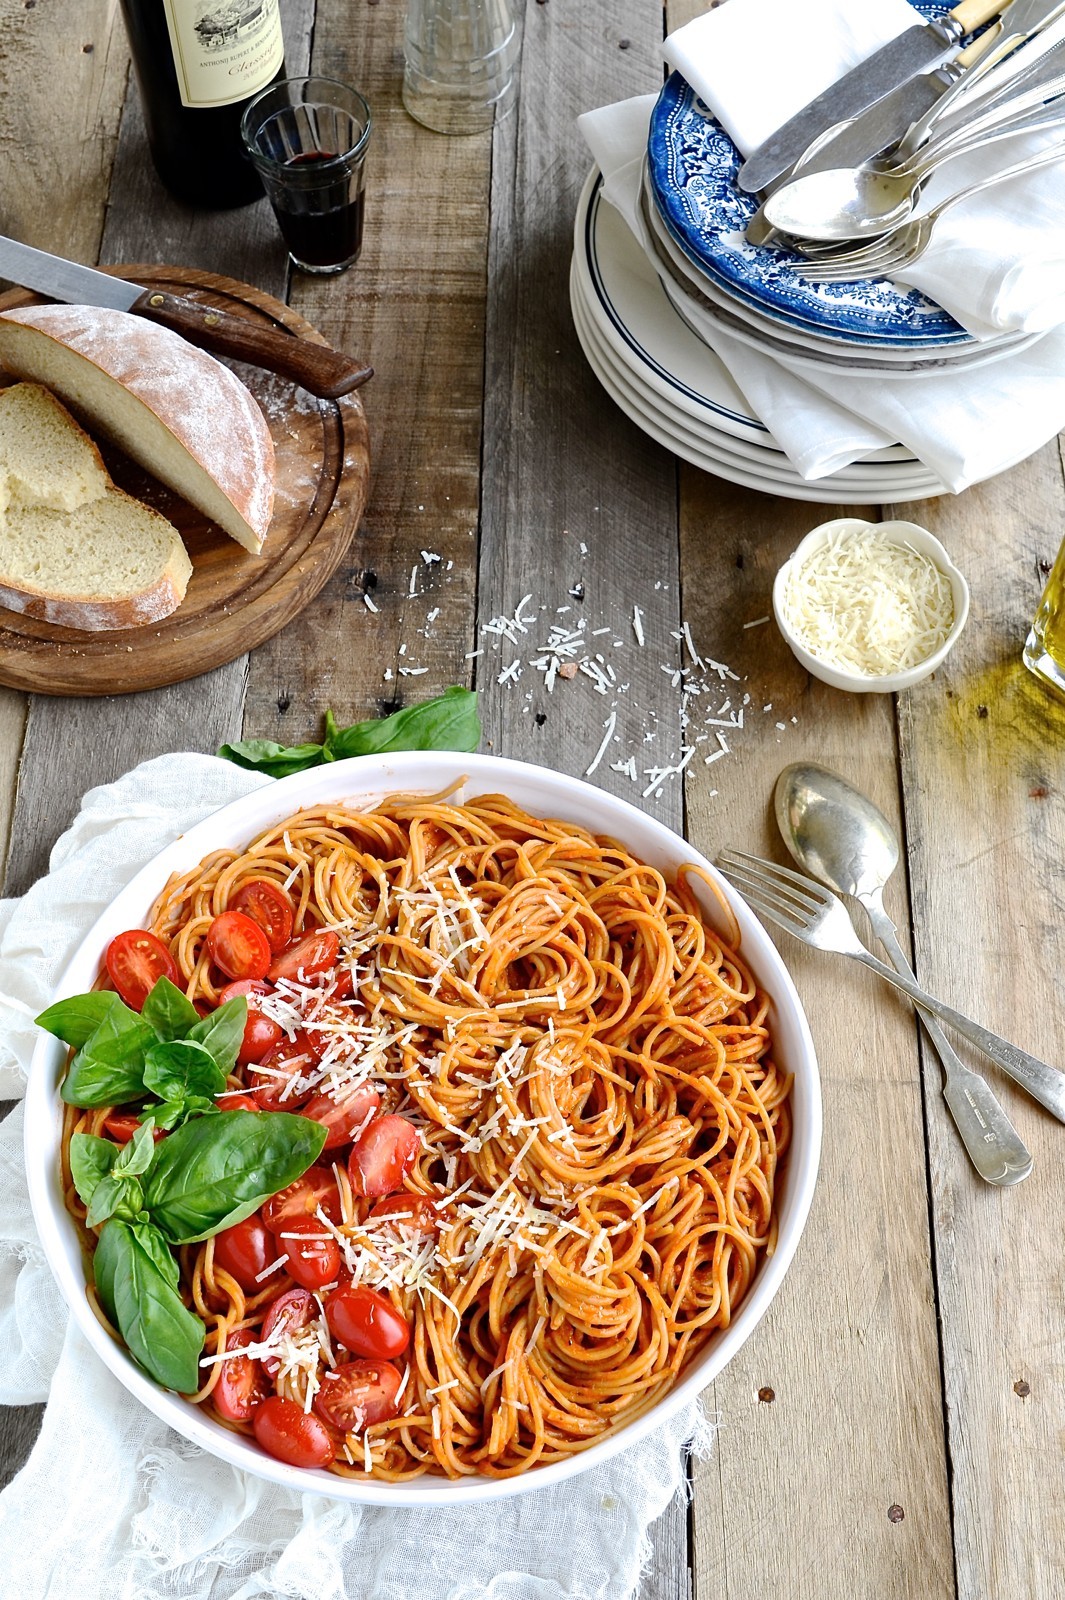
[951,0,1005,33]
[130,289,373,399]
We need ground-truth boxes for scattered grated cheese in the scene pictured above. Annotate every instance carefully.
[584,711,617,776]
[363,594,379,614]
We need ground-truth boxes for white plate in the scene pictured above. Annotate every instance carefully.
[25,753,822,1507]
[571,267,949,499]
[571,272,950,502]
[642,178,1039,379]
[574,168,917,465]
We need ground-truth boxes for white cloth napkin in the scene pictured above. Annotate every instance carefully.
[663,0,920,157]
[0,754,711,1600]
[578,93,1065,488]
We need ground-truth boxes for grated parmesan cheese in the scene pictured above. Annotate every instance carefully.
[779,526,955,677]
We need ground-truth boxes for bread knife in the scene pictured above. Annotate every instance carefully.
[736,0,1005,194]
[0,237,372,399]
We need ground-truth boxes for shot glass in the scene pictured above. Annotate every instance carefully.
[241,78,371,275]
[1024,535,1065,699]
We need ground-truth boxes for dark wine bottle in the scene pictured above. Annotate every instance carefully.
[118,0,286,210]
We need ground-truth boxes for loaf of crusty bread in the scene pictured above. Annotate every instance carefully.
[0,487,193,630]
[0,305,275,554]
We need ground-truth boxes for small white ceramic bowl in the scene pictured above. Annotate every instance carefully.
[24,752,821,1506]
[772,517,970,694]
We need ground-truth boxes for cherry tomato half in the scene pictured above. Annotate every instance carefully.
[253,1396,335,1469]
[314,1360,404,1431]
[105,929,179,1012]
[281,1216,341,1291]
[102,1113,166,1145]
[301,1084,381,1152]
[213,1326,269,1422]
[206,911,272,982]
[212,1212,274,1292]
[218,978,284,1065]
[325,1284,409,1359]
[230,879,295,954]
[260,1286,315,1377]
[268,929,340,985]
[247,1031,318,1110]
[215,1092,262,1114]
[263,1166,343,1234]
[348,1115,421,1197]
[369,1194,439,1236]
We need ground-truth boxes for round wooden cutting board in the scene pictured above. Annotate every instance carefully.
[0,266,371,696]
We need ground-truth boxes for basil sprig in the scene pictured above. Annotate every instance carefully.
[67,1109,327,1391]
[38,978,247,1124]
[218,685,481,778]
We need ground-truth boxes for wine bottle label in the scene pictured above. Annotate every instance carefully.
[160,0,284,109]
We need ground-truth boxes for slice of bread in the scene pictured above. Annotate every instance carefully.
[0,381,110,514]
[0,486,193,631]
[0,305,275,555]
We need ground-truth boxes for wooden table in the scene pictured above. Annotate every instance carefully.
[2,2,1063,1596]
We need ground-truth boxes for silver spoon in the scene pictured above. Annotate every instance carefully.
[774,762,1033,1187]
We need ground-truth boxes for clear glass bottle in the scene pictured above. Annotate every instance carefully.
[1023,537,1065,699]
[402,0,520,136]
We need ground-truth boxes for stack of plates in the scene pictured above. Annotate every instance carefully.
[570,168,949,503]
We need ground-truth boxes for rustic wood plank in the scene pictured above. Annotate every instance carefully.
[678,475,954,1600]
[1,0,315,899]
[479,7,690,1596]
[242,0,489,740]
[891,443,1065,1600]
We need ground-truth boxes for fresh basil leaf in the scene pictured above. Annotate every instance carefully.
[326,687,480,758]
[141,977,200,1042]
[153,1096,220,1132]
[113,1117,157,1179]
[143,1110,327,1245]
[36,991,123,1049]
[216,737,325,778]
[93,1220,202,1392]
[61,1000,158,1109]
[186,995,247,1075]
[86,1171,143,1229]
[143,1039,227,1102]
[69,1133,117,1209]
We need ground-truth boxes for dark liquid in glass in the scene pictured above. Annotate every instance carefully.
[274,150,365,268]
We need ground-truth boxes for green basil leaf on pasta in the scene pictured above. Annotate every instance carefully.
[216,738,325,778]
[69,1132,118,1208]
[93,1219,201,1391]
[153,1095,220,1132]
[140,977,200,1042]
[61,1003,158,1109]
[36,991,124,1049]
[143,1109,327,1245]
[112,1117,158,1178]
[85,1172,143,1229]
[186,995,247,1075]
[143,1039,227,1102]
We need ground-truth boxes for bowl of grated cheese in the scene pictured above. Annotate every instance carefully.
[772,518,969,693]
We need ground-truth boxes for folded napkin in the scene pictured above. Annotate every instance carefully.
[578,92,1065,489]
[0,754,711,1600]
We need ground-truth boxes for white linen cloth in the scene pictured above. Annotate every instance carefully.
[0,754,712,1600]
[578,88,1065,487]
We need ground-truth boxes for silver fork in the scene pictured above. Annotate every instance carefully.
[717,849,1065,1124]
[790,136,1065,282]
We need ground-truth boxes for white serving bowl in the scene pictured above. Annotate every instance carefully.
[24,752,821,1506]
[772,518,970,693]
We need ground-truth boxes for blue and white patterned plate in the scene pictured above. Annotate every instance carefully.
[646,0,974,350]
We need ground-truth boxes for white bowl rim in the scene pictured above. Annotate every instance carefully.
[772,517,971,694]
[24,750,822,1507]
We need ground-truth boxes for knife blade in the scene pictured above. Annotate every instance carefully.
[736,0,1004,194]
[0,236,372,399]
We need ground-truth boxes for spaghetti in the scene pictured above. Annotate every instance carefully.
[61,791,791,1480]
